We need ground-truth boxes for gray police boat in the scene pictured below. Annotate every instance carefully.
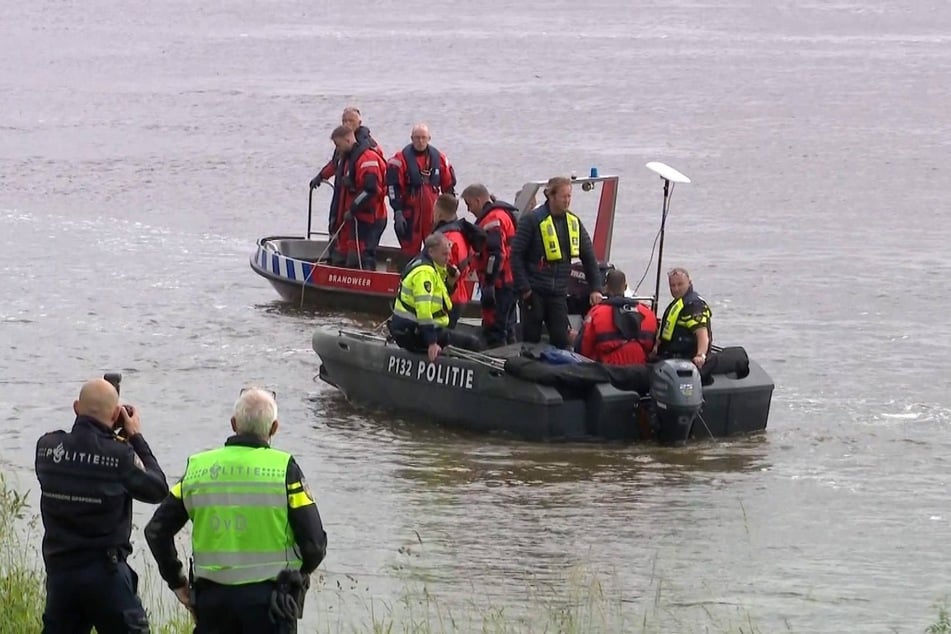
[311,162,775,443]
[313,328,773,443]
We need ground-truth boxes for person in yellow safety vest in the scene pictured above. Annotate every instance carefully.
[510,175,604,349]
[388,232,484,361]
[655,267,713,368]
[144,388,327,633]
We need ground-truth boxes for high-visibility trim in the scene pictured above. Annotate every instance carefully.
[184,491,286,511]
[288,491,314,509]
[186,481,284,491]
[194,562,293,585]
[195,549,300,567]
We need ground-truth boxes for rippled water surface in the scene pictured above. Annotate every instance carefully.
[3,0,951,631]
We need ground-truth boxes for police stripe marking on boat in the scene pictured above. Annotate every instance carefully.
[386,355,475,389]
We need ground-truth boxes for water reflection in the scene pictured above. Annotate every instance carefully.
[254,301,386,328]
[309,393,772,491]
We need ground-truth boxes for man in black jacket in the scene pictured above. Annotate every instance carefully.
[510,176,604,348]
[144,387,327,633]
[35,377,169,633]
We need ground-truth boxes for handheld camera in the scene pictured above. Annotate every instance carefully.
[103,372,133,440]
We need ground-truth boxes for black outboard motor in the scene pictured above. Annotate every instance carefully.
[649,359,704,443]
[566,261,614,315]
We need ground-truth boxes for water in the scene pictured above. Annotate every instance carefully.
[3,0,951,631]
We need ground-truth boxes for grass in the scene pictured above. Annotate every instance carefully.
[2,474,949,633]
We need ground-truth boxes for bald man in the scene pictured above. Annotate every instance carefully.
[36,378,169,633]
[386,122,457,254]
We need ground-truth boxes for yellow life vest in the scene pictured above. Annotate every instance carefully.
[539,212,580,261]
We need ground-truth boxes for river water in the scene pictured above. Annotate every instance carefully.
[2,0,950,631]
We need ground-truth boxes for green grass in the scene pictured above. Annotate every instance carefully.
[3,474,950,633]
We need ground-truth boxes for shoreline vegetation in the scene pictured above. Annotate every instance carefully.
[1,474,948,633]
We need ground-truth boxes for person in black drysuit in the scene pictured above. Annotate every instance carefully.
[35,377,169,634]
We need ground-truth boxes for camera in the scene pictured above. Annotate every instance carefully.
[103,372,133,439]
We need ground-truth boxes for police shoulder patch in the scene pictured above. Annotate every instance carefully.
[423,280,432,293]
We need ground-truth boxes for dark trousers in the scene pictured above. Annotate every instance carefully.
[389,323,484,353]
[520,291,570,349]
[42,560,149,634]
[482,286,519,348]
[448,304,462,329]
[194,580,293,634]
[330,217,384,270]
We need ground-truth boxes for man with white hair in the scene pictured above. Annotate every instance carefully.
[386,122,457,254]
[145,388,327,633]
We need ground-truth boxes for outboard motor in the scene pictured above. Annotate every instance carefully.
[649,359,703,444]
[566,261,614,315]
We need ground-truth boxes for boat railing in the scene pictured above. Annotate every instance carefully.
[337,328,390,343]
[625,294,656,303]
[442,347,507,371]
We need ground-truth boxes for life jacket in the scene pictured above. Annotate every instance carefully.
[434,219,479,304]
[402,144,442,190]
[658,287,712,358]
[481,200,519,229]
[354,126,379,153]
[475,201,518,287]
[332,145,385,225]
[327,130,377,225]
[536,208,580,261]
[586,297,657,365]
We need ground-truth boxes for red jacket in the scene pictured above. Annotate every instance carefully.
[474,201,518,288]
[334,146,386,225]
[434,220,473,305]
[579,298,657,365]
[386,144,456,253]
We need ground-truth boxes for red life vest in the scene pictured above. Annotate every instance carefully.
[434,220,473,305]
[387,145,456,255]
[581,298,657,365]
[334,145,386,224]
[475,202,518,287]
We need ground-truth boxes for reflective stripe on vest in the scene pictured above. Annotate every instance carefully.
[393,257,451,327]
[182,445,301,585]
[660,297,685,342]
[659,290,710,358]
[538,212,580,261]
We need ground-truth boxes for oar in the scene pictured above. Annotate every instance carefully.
[300,219,348,310]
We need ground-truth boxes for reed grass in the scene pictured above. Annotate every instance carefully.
[2,474,948,633]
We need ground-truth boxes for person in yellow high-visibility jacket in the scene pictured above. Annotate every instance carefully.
[655,267,712,368]
[144,388,327,632]
[388,232,484,361]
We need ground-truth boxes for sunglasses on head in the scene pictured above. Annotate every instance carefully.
[239,387,277,400]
